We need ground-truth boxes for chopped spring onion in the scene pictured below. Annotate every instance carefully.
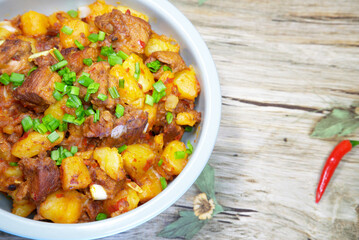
[10,73,25,86]
[97,56,106,62]
[96,213,107,221]
[74,40,84,50]
[98,31,105,41]
[108,87,120,99]
[94,109,100,123]
[153,80,166,93]
[97,93,108,101]
[75,106,85,118]
[63,114,76,123]
[58,122,68,132]
[108,55,122,66]
[146,60,161,73]
[100,45,114,56]
[36,123,48,134]
[46,118,60,132]
[74,117,85,126]
[163,65,172,72]
[21,116,33,132]
[134,62,140,80]
[185,126,193,132]
[166,112,173,124]
[78,75,94,87]
[58,67,70,76]
[70,146,78,155]
[9,162,18,167]
[69,86,80,96]
[0,73,10,85]
[85,106,95,116]
[55,82,66,92]
[61,26,73,35]
[118,78,125,88]
[47,131,60,143]
[158,159,164,167]
[33,119,41,130]
[117,51,129,60]
[152,89,166,103]
[83,58,93,66]
[115,104,124,118]
[51,150,60,161]
[64,151,73,158]
[145,94,154,106]
[66,95,82,108]
[53,49,64,61]
[50,60,68,72]
[84,82,100,101]
[81,72,90,78]
[160,177,167,190]
[27,66,38,76]
[88,33,99,43]
[117,144,127,153]
[67,10,78,18]
[53,90,63,101]
[186,140,193,155]
[174,151,186,159]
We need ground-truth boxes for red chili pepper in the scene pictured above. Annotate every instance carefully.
[316,140,359,203]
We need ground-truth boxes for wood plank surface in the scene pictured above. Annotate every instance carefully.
[2,0,359,239]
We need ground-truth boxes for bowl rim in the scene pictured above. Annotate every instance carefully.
[0,0,222,239]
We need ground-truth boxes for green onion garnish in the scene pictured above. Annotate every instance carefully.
[78,75,94,87]
[58,122,68,132]
[53,90,63,101]
[166,112,173,124]
[96,213,107,221]
[115,104,124,118]
[108,55,122,66]
[118,78,124,88]
[152,89,166,103]
[88,33,99,43]
[61,26,73,35]
[153,80,166,93]
[117,51,129,60]
[0,73,10,85]
[94,109,100,123]
[146,60,162,73]
[98,31,105,41]
[58,67,70,76]
[85,106,95,116]
[108,87,120,99]
[36,123,48,134]
[21,116,33,132]
[69,86,80,96]
[47,131,60,143]
[67,10,78,18]
[100,45,114,56]
[160,177,167,190]
[63,114,76,123]
[9,162,18,167]
[74,117,85,126]
[74,40,84,50]
[46,118,60,132]
[97,93,108,101]
[83,58,93,66]
[55,82,66,92]
[70,146,78,155]
[10,73,25,86]
[158,159,163,167]
[163,65,172,72]
[145,94,154,106]
[174,151,186,159]
[117,144,127,153]
[87,82,100,94]
[27,66,38,76]
[50,60,68,72]
[134,62,140,80]
[53,49,64,61]
[51,149,60,161]
[186,140,193,155]
[184,126,193,132]
[66,95,82,108]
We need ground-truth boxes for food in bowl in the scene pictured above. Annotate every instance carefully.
[0,0,201,223]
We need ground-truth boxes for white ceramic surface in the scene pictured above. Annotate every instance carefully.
[0,0,221,239]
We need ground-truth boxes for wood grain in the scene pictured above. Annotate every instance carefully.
[2,0,359,239]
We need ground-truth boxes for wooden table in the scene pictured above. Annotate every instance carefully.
[2,0,359,239]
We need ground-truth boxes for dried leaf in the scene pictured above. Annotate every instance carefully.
[311,109,359,138]
[157,211,207,239]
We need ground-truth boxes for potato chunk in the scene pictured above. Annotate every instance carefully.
[122,144,156,180]
[12,200,36,218]
[60,19,89,48]
[39,190,85,223]
[44,96,67,121]
[11,131,64,158]
[137,168,162,203]
[161,140,188,176]
[143,103,157,131]
[21,11,49,36]
[145,33,180,57]
[122,54,154,93]
[173,67,200,101]
[104,186,140,217]
[60,156,91,190]
[110,64,144,109]
[93,147,126,181]
[175,112,197,127]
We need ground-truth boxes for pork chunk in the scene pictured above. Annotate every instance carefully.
[83,110,114,138]
[14,66,61,112]
[61,47,99,74]
[19,156,61,204]
[145,51,186,79]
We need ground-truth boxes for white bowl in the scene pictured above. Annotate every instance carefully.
[0,0,221,239]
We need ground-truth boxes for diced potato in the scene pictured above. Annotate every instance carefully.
[145,33,180,57]
[161,140,188,176]
[5,166,22,178]
[44,96,68,121]
[21,11,49,36]
[75,150,93,159]
[175,112,197,127]
[61,156,91,190]
[110,64,145,109]
[60,19,89,49]
[93,147,126,181]
[123,54,154,93]
[86,0,115,23]
[39,190,85,223]
[12,200,36,217]
[137,168,162,203]
[0,21,19,40]
[117,6,149,22]
[159,71,175,96]
[154,133,164,150]
[48,11,70,28]
[11,131,65,158]
[173,67,200,101]
[165,94,179,112]
[143,103,157,130]
[122,144,156,180]
[104,186,140,216]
